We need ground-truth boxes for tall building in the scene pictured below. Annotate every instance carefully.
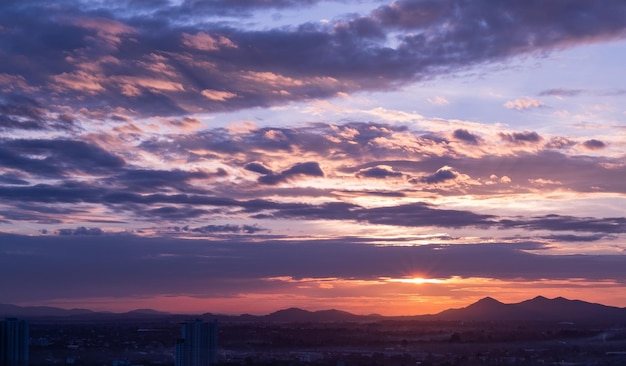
[0,318,29,366]
[175,319,218,366]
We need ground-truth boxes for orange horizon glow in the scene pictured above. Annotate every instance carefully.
[19,276,626,317]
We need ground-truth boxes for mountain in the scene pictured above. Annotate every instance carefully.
[262,308,370,322]
[125,308,171,316]
[0,303,94,317]
[430,296,626,323]
[2,296,626,323]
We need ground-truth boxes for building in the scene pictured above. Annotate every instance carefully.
[175,319,218,366]
[0,318,29,366]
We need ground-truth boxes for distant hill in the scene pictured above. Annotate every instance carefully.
[0,303,94,317]
[262,308,372,322]
[2,296,626,324]
[429,296,626,323]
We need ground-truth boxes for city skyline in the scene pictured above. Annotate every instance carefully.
[1,0,626,316]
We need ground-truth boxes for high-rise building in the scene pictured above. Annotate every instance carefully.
[0,318,29,366]
[175,319,218,366]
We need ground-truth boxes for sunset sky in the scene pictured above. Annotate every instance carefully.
[1,0,626,316]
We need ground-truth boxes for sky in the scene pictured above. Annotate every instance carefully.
[1,0,626,316]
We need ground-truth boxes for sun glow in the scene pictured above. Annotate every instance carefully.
[387,277,446,285]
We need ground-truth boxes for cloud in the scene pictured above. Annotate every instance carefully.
[0,173,29,185]
[244,162,274,175]
[538,88,626,97]
[504,97,546,111]
[538,88,585,97]
[500,215,626,234]
[2,1,626,117]
[541,234,611,242]
[419,166,457,184]
[499,131,542,144]
[0,139,126,178]
[201,89,238,101]
[170,0,323,16]
[452,129,479,144]
[261,201,496,229]
[583,139,606,150]
[257,162,324,185]
[182,32,238,51]
[146,206,210,220]
[110,168,224,193]
[57,226,104,236]
[357,165,403,179]
[188,224,265,235]
[427,96,449,106]
[2,233,626,304]
[0,94,77,131]
[546,137,575,149]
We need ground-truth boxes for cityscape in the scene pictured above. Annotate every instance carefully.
[4,296,626,365]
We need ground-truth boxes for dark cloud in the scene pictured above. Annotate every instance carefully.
[0,94,45,130]
[359,190,405,198]
[244,162,273,175]
[499,131,542,144]
[361,203,494,228]
[357,166,403,179]
[0,173,29,185]
[111,168,223,193]
[0,209,63,224]
[452,129,479,144]
[546,137,575,149]
[541,234,611,242]
[419,167,457,184]
[372,0,451,29]
[188,224,265,235]
[583,139,606,150]
[500,215,626,234]
[57,226,104,236]
[282,161,324,176]
[264,201,496,228]
[0,139,126,178]
[381,149,626,195]
[0,94,76,131]
[146,206,210,219]
[258,162,324,185]
[1,233,625,303]
[175,0,322,16]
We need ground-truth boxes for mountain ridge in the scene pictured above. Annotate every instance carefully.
[2,296,626,323]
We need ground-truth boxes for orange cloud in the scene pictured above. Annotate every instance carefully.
[504,96,546,111]
[182,32,238,51]
[201,89,237,101]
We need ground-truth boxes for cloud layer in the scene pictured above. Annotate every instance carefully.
[1,0,626,314]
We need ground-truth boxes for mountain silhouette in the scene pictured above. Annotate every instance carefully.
[263,308,369,322]
[430,296,626,323]
[0,303,94,317]
[2,296,626,323]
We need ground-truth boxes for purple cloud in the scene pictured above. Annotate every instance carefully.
[258,162,324,185]
[452,129,480,144]
[583,139,606,150]
[499,131,542,144]
[357,166,404,179]
[2,1,626,118]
